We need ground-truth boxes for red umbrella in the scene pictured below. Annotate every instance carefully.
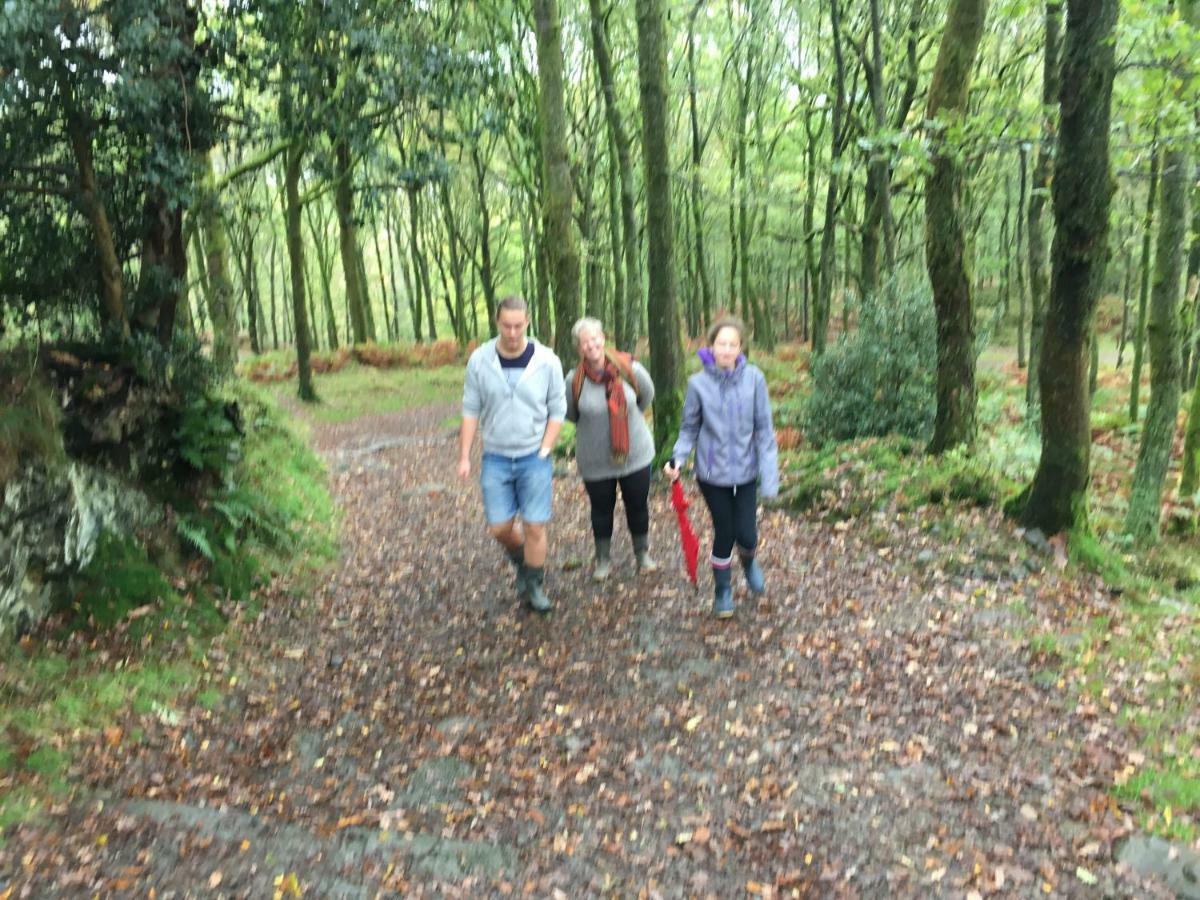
[670,479,701,586]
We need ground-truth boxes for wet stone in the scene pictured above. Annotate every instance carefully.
[1117,835,1200,899]
[633,752,682,783]
[395,756,473,808]
[434,715,476,736]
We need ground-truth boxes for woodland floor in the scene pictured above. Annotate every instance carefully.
[0,399,1193,897]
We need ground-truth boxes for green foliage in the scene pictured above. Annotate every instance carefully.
[0,2,229,329]
[1068,530,1135,589]
[804,285,936,446]
[60,380,331,631]
[171,383,334,605]
[175,395,243,476]
[0,356,62,483]
[779,434,1001,520]
[553,421,576,461]
[68,532,178,629]
[0,641,200,838]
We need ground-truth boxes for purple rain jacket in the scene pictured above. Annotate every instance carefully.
[670,348,779,497]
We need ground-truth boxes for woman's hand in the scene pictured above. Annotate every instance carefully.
[663,461,680,482]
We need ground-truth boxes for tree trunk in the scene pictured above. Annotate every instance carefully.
[607,146,626,345]
[284,140,316,402]
[334,141,370,345]
[370,215,393,341]
[636,0,684,453]
[305,200,339,351]
[1026,1,1062,414]
[1185,167,1200,386]
[405,187,429,342]
[384,197,406,341]
[244,236,261,355]
[1125,158,1183,537]
[1117,196,1135,367]
[532,0,581,361]
[802,110,821,345]
[470,145,499,336]
[1126,0,1197,537]
[924,0,988,453]
[1130,143,1160,423]
[587,0,642,352]
[190,224,212,325]
[1016,145,1028,370]
[196,152,239,376]
[686,0,712,331]
[56,61,127,337]
[815,0,848,357]
[1017,0,1118,534]
[440,177,468,346]
[860,0,898,297]
[1180,364,1200,497]
[269,234,280,350]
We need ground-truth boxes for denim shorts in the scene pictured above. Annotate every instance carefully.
[480,451,553,526]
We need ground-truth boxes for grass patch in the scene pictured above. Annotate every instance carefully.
[0,647,199,842]
[777,434,1004,519]
[267,361,463,423]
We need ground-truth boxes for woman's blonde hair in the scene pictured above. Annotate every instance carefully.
[707,315,747,348]
[571,316,605,346]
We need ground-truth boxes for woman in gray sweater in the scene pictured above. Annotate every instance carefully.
[565,318,658,581]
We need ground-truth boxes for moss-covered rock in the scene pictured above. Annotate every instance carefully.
[1,460,160,639]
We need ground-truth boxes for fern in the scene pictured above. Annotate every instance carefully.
[176,518,214,561]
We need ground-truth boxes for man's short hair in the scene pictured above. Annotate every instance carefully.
[497,295,528,316]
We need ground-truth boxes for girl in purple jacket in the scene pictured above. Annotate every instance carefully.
[665,316,779,618]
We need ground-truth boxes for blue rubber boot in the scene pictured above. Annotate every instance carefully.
[740,553,765,595]
[712,566,734,619]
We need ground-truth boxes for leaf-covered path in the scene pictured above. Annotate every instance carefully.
[1,401,1181,897]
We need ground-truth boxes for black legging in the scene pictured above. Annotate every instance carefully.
[698,480,758,563]
[583,465,652,541]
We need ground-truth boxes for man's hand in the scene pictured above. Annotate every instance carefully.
[457,457,471,480]
[663,461,680,481]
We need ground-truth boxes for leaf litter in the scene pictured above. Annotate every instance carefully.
[0,401,1183,897]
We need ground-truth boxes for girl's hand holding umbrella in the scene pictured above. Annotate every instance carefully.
[664,461,700,587]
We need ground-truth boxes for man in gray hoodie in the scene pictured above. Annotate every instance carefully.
[457,296,566,612]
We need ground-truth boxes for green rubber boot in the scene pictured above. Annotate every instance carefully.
[524,565,553,613]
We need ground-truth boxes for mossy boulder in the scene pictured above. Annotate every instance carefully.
[1,460,160,639]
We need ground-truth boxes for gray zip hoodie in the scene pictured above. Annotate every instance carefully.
[671,349,779,497]
[462,337,567,458]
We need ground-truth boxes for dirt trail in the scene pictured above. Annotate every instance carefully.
[0,402,1180,897]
